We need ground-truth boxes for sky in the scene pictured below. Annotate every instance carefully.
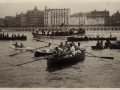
[0,0,120,18]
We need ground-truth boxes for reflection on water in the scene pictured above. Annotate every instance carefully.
[0,31,120,87]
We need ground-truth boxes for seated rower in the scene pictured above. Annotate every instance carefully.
[64,41,69,48]
[59,42,64,49]
[96,41,100,46]
[19,43,24,48]
[75,42,82,54]
[100,41,103,47]
[47,43,53,53]
[69,43,76,56]
[14,42,19,48]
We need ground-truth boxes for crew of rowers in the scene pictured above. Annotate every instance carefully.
[13,42,24,48]
[46,41,85,58]
[0,33,25,38]
[96,39,111,47]
[33,29,84,36]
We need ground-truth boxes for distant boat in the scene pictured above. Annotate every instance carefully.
[32,28,85,38]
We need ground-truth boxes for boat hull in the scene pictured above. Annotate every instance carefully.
[67,37,117,42]
[32,32,85,38]
[46,52,85,68]
[34,51,53,57]
[109,44,120,49]
[0,36,27,40]
[91,46,104,50]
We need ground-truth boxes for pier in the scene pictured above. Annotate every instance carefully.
[0,26,120,32]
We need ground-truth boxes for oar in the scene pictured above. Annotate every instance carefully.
[9,51,26,57]
[15,57,46,66]
[86,52,114,60]
[9,45,48,57]
[38,40,58,46]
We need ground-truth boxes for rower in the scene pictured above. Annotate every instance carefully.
[96,41,100,46]
[48,43,53,52]
[14,42,19,48]
[64,41,69,48]
[110,33,112,38]
[75,42,81,54]
[100,41,103,47]
[69,43,76,56]
[59,42,64,49]
[19,43,24,48]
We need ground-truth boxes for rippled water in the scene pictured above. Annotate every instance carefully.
[0,31,120,87]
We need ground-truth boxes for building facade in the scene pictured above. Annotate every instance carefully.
[16,12,27,26]
[110,11,120,26]
[0,18,4,26]
[44,6,70,27]
[26,6,44,27]
[90,10,110,26]
[69,15,86,26]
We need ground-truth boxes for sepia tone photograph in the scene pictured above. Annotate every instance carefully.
[0,0,120,88]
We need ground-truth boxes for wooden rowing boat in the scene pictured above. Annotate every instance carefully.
[32,30,85,38]
[91,46,106,50]
[46,51,85,68]
[11,46,35,50]
[109,43,120,49]
[0,36,27,40]
[34,51,53,57]
[67,37,117,42]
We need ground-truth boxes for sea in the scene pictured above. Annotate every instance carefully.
[0,30,120,88]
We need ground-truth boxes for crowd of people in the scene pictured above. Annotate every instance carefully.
[45,41,85,58]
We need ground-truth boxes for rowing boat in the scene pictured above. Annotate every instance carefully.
[67,37,117,42]
[91,46,105,50]
[11,46,35,50]
[46,51,85,68]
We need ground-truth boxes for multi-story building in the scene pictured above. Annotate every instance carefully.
[69,12,104,26]
[9,16,16,26]
[69,14,86,26]
[16,12,26,26]
[26,6,44,27]
[44,6,70,27]
[3,16,11,26]
[90,10,110,26]
[110,11,120,26]
[0,18,4,26]
[86,17,104,26]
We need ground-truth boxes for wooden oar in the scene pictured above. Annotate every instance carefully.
[15,57,46,66]
[9,45,48,57]
[38,40,58,46]
[86,52,114,60]
[9,51,26,57]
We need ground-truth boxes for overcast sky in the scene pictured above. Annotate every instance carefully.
[0,0,120,18]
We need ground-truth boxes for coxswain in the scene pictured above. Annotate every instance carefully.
[14,42,19,48]
[19,43,24,48]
